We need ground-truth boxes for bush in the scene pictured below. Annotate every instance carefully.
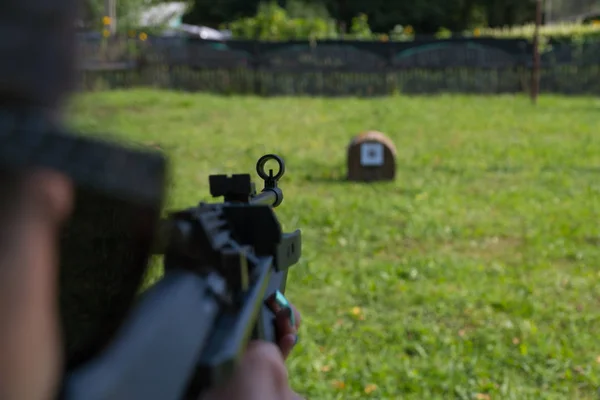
[224,5,600,44]
[222,2,338,40]
[478,22,600,42]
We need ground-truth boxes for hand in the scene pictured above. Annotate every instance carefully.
[273,297,302,360]
[201,304,303,400]
[0,171,73,400]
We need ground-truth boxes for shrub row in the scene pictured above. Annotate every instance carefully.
[221,4,600,43]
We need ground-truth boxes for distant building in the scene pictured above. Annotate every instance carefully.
[139,2,187,29]
[140,2,232,40]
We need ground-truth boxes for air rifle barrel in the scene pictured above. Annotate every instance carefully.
[249,188,280,207]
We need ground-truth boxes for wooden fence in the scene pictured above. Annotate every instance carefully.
[77,36,600,96]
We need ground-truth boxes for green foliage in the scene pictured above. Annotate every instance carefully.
[223,2,337,40]
[435,27,453,39]
[69,90,600,399]
[226,8,600,44]
[389,25,415,42]
[348,14,373,39]
[480,22,600,42]
[285,0,331,20]
[186,0,600,35]
[217,0,600,42]
[222,4,383,41]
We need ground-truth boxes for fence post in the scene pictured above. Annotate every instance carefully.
[252,41,261,96]
[387,41,396,95]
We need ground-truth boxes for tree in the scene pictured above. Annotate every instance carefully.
[183,0,538,34]
[183,0,261,28]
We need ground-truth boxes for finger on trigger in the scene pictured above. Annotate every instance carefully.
[275,305,301,336]
[278,333,297,360]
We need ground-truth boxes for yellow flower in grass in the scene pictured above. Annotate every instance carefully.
[350,306,365,320]
[404,25,414,35]
[474,28,481,37]
[332,380,345,389]
[139,32,148,41]
[102,29,110,38]
[364,383,377,394]
[102,16,111,26]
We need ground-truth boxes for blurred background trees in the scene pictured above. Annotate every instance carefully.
[183,0,540,33]
[81,0,600,38]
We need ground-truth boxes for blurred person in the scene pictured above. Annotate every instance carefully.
[0,0,303,399]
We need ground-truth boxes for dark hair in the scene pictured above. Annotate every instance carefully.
[0,1,78,109]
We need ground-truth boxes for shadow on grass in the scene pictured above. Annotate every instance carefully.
[302,174,421,197]
[403,164,600,175]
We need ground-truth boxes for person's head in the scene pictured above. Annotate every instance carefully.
[0,0,77,110]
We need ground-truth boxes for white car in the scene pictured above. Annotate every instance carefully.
[177,24,232,40]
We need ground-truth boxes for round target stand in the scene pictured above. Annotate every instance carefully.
[347,131,397,182]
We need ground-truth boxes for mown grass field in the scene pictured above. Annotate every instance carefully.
[68,90,600,399]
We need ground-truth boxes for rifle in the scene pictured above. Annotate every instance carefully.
[0,117,301,399]
[60,151,302,400]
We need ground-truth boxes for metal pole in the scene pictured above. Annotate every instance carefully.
[338,0,346,38]
[531,0,542,104]
[104,0,117,34]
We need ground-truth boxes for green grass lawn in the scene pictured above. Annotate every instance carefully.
[68,90,600,399]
